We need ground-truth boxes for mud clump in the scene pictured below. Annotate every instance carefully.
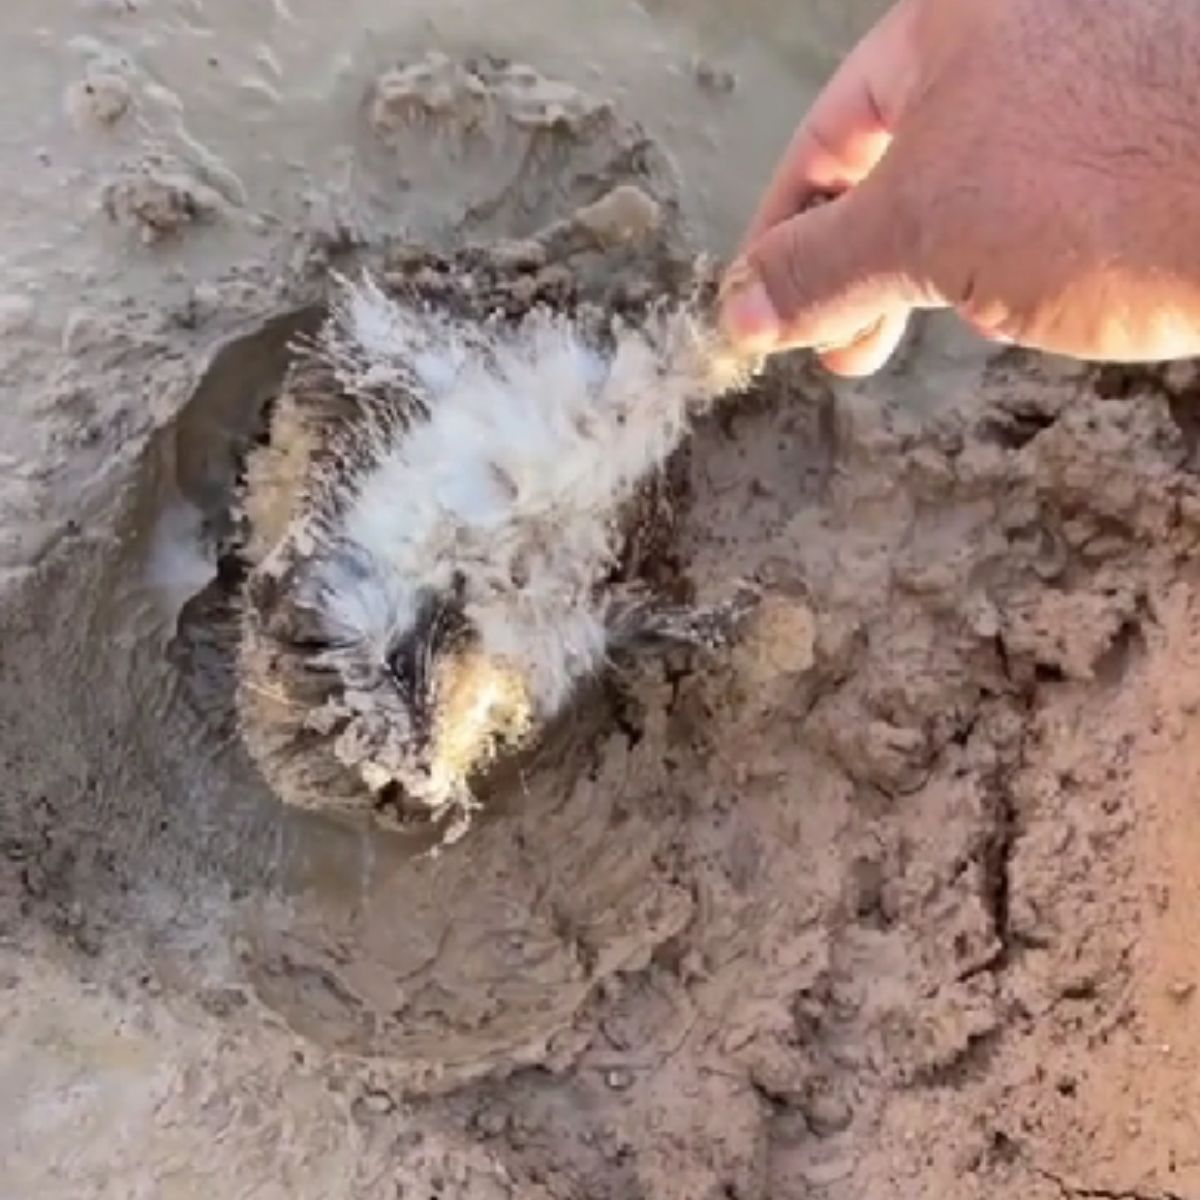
[101,156,225,242]
[65,71,133,129]
[358,52,680,246]
[370,52,616,138]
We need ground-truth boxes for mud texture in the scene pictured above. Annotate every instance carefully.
[3,8,1200,1200]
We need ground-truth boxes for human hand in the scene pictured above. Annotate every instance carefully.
[721,0,1200,375]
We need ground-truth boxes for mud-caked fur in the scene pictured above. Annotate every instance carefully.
[235,222,760,840]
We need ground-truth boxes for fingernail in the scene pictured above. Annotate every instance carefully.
[720,263,780,353]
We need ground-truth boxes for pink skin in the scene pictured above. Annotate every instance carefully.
[721,0,1200,376]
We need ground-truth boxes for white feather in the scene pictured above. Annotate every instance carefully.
[307,275,714,713]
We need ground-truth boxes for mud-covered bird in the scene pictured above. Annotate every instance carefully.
[234,186,763,841]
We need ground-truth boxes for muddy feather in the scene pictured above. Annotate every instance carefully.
[234,186,763,841]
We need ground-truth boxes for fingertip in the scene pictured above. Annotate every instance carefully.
[817,309,910,377]
[719,262,781,354]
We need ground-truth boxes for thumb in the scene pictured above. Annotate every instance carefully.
[721,173,933,368]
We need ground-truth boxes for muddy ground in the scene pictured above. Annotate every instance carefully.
[2,3,1200,1198]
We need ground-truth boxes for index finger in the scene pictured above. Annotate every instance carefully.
[742,0,919,250]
